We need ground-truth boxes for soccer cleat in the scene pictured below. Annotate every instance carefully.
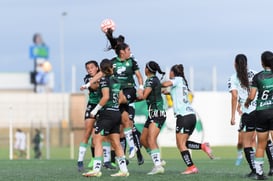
[111,170,129,177]
[77,161,84,172]
[254,173,268,180]
[181,165,199,175]
[268,168,273,176]
[161,160,166,166]
[245,171,256,178]
[103,161,117,170]
[129,146,137,159]
[147,166,165,175]
[202,142,214,159]
[82,170,102,177]
[87,158,94,168]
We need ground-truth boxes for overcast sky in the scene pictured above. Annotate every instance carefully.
[1,0,273,92]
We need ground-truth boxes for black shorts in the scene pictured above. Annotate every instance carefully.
[144,110,166,129]
[122,87,136,104]
[94,109,121,136]
[84,103,97,120]
[176,114,196,135]
[238,111,256,132]
[256,108,273,132]
[119,88,136,114]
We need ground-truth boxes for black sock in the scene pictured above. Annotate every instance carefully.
[111,150,116,163]
[266,140,273,168]
[91,146,95,158]
[186,141,201,150]
[133,126,142,150]
[181,150,194,167]
[244,147,255,172]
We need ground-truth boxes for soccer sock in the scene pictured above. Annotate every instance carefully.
[146,148,151,155]
[93,156,103,172]
[237,149,243,159]
[150,149,161,167]
[132,126,141,150]
[186,141,202,150]
[91,146,95,158]
[111,150,116,163]
[124,127,135,149]
[181,150,194,167]
[78,142,88,162]
[244,147,255,171]
[266,140,273,169]
[254,157,264,175]
[102,141,111,163]
[120,137,127,153]
[116,156,128,173]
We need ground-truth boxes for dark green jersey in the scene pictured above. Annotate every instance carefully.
[144,75,164,111]
[111,57,139,89]
[252,70,273,111]
[83,74,100,104]
[99,75,121,110]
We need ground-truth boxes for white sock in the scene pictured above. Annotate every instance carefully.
[151,149,161,167]
[93,157,102,172]
[124,128,135,149]
[103,141,111,163]
[255,158,264,175]
[78,143,87,162]
[116,156,128,173]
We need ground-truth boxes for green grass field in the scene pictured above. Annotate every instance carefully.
[0,146,270,181]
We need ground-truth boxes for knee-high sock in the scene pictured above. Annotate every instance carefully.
[181,150,194,167]
[266,140,273,168]
[244,147,255,172]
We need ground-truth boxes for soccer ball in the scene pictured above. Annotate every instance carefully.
[100,18,115,33]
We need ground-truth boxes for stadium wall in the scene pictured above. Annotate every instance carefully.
[0,92,239,147]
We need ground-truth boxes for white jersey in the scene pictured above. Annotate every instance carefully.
[227,69,257,114]
[170,77,195,116]
[14,131,26,150]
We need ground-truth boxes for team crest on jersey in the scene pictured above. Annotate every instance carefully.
[116,66,126,74]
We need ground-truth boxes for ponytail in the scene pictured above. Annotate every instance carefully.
[146,61,165,80]
[171,64,190,91]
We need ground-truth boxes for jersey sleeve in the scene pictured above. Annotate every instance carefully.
[100,76,110,89]
[83,74,90,84]
[170,77,178,87]
[145,77,158,89]
[251,74,258,88]
[227,74,237,92]
[131,58,140,72]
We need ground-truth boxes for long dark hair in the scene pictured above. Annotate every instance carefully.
[261,51,273,73]
[235,54,249,90]
[146,61,165,80]
[100,59,113,76]
[114,42,129,57]
[105,29,125,51]
[171,64,190,91]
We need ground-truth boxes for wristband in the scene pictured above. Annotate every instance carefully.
[91,104,102,116]
[139,85,144,90]
[82,82,90,89]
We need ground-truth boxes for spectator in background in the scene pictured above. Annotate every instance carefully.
[33,129,42,159]
[14,129,26,159]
